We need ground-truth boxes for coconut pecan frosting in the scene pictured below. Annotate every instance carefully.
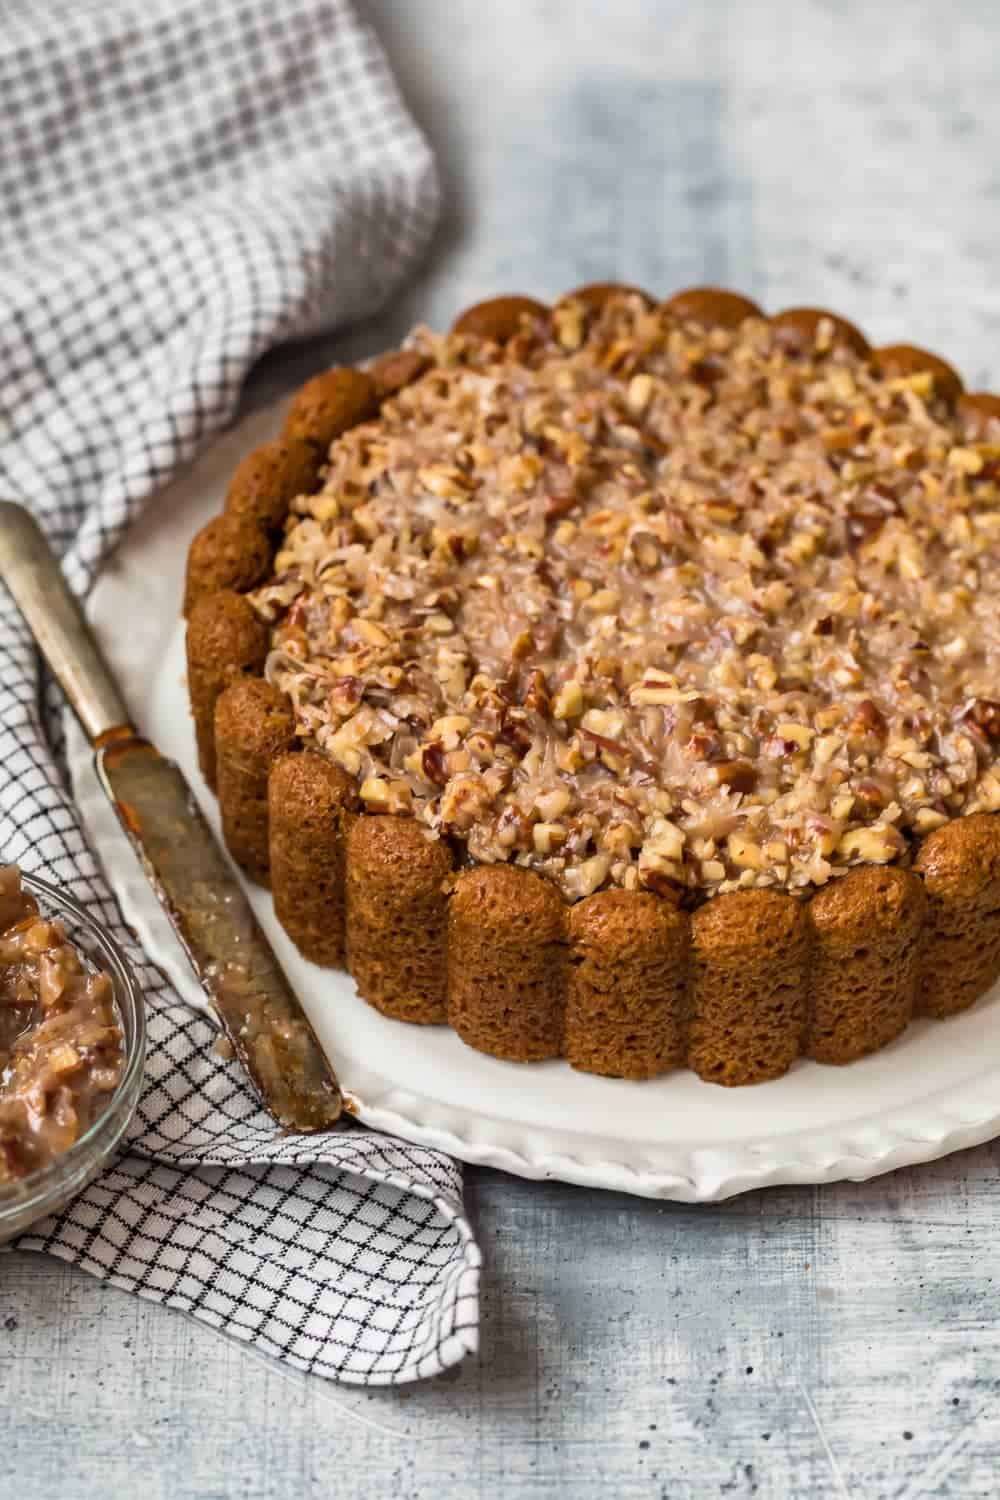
[248,293,1000,902]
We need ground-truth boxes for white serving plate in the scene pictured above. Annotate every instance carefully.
[67,394,1000,1201]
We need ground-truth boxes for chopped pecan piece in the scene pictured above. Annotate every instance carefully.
[422,743,449,785]
[497,717,532,754]
[847,700,888,744]
[709,760,757,794]
[629,531,662,571]
[963,698,1000,743]
[854,779,891,811]
[638,869,682,900]
[545,490,580,521]
[845,493,898,554]
[523,670,551,716]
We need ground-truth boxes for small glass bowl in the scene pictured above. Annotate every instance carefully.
[0,873,146,1244]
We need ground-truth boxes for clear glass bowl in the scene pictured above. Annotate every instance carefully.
[0,873,146,1244]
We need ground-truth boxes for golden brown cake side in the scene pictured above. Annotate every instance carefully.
[870,344,963,404]
[344,816,453,1023]
[283,368,378,453]
[807,867,926,1064]
[662,286,762,327]
[914,813,1000,1017]
[269,751,359,967]
[185,590,269,788]
[214,677,296,885]
[224,437,320,536]
[447,865,567,1061]
[183,513,273,617]
[770,305,871,355]
[451,295,550,341]
[565,890,689,1078]
[958,391,1000,437]
[688,890,810,1085]
[368,349,433,402]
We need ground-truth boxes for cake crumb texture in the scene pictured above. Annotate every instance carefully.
[688,890,810,1085]
[183,512,272,617]
[448,865,567,1061]
[225,437,319,537]
[915,813,1000,1017]
[215,676,296,885]
[565,889,689,1077]
[269,751,359,966]
[807,866,926,1063]
[283,368,378,453]
[344,815,453,1023]
[186,590,269,788]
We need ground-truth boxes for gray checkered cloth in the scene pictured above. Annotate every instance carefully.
[0,0,481,1384]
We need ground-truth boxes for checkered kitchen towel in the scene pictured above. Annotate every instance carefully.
[0,0,481,1384]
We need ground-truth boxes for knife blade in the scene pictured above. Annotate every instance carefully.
[0,500,341,1131]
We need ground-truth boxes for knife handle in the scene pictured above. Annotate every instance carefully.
[0,501,130,744]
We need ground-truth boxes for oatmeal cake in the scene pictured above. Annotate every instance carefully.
[185,285,1000,1083]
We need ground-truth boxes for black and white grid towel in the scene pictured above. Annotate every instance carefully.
[0,0,482,1384]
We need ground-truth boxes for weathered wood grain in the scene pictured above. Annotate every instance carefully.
[5,1147,1000,1497]
[7,1,1000,1494]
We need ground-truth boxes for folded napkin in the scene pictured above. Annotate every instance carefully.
[0,0,481,1384]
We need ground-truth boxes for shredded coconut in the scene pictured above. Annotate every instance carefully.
[249,295,1000,900]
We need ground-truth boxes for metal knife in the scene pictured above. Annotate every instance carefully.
[0,501,341,1132]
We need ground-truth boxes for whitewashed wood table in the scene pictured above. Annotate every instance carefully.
[5,2,1000,1494]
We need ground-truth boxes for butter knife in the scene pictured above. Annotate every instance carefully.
[0,501,341,1132]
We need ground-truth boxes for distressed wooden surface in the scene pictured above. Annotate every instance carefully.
[6,1,1000,1494]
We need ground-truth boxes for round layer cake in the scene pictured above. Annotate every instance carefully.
[184,286,1000,1084]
